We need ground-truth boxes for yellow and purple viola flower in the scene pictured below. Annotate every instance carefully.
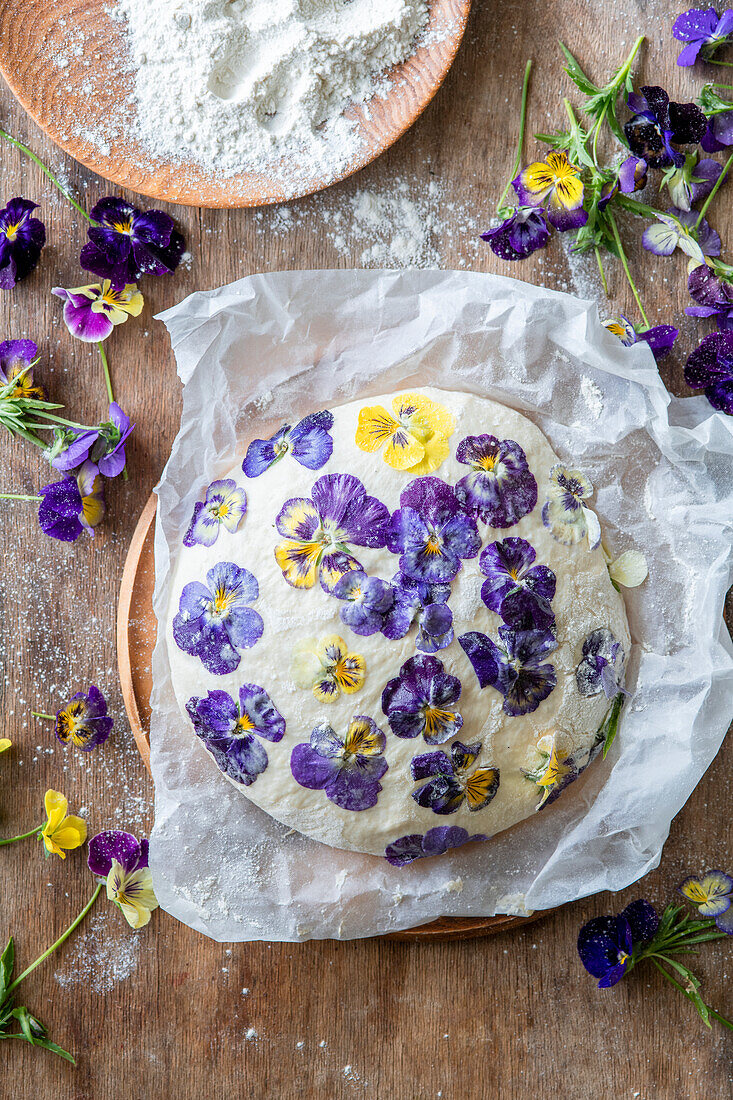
[410,740,500,816]
[673,7,733,66]
[523,736,580,808]
[480,207,550,261]
[183,479,247,548]
[242,411,334,478]
[382,572,454,654]
[291,634,366,703]
[55,685,113,752]
[679,870,733,933]
[604,316,679,362]
[479,537,556,633]
[80,197,185,284]
[332,570,394,636]
[290,716,388,811]
[624,86,707,169]
[0,197,46,289]
[686,265,733,331]
[355,392,456,475]
[0,339,43,398]
[88,830,158,929]
[51,402,134,480]
[642,208,720,263]
[52,280,143,342]
[387,476,481,585]
[576,628,626,699]
[459,625,558,716]
[578,899,659,987]
[186,684,285,787]
[274,472,390,594]
[513,151,588,231]
[172,561,264,675]
[381,654,463,745]
[541,464,601,549]
[41,789,87,859]
[38,461,105,542]
[454,434,538,529]
[685,330,733,412]
[384,825,488,866]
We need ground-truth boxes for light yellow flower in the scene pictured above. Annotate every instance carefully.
[607,549,648,589]
[292,635,366,703]
[40,789,86,859]
[355,392,455,474]
[106,859,159,929]
[0,737,10,754]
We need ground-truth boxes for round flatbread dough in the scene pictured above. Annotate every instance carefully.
[166,387,630,862]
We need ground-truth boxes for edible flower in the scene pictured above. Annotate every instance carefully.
[290,717,388,811]
[480,207,550,260]
[52,280,144,342]
[172,561,264,675]
[479,536,556,632]
[702,107,733,151]
[454,434,537,528]
[332,570,394,636]
[51,402,134,479]
[684,330,733,412]
[541,464,601,548]
[686,264,733,330]
[459,626,558,716]
[604,316,679,361]
[605,548,649,588]
[381,572,454,654]
[183,478,247,547]
[387,476,481,584]
[578,899,659,987]
[88,830,159,929]
[381,654,463,745]
[576,628,626,699]
[355,392,455,475]
[384,826,488,867]
[291,635,366,703]
[38,461,105,542]
[0,197,46,289]
[673,7,733,66]
[624,86,707,168]
[679,870,733,933]
[410,741,500,815]
[524,739,579,808]
[642,208,721,262]
[242,411,334,477]
[55,685,113,752]
[662,155,722,211]
[186,685,285,786]
[0,339,43,398]
[80,197,185,284]
[513,150,588,230]
[0,738,10,753]
[40,790,86,859]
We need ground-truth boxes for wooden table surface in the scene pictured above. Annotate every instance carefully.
[1,2,731,1097]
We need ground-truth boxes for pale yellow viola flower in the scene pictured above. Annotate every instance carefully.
[355,392,456,475]
[40,789,87,859]
[291,635,366,703]
[106,858,159,929]
[0,737,10,753]
[607,549,648,588]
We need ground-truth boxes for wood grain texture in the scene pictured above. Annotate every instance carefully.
[0,0,471,207]
[0,1,731,1096]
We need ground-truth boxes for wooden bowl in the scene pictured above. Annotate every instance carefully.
[0,0,472,208]
[117,495,551,941]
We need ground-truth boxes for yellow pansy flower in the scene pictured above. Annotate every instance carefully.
[355,392,455,474]
[291,635,366,703]
[41,789,87,859]
[0,737,10,753]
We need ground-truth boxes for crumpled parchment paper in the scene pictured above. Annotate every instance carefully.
[149,269,733,942]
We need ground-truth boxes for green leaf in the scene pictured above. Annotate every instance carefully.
[0,937,14,1004]
[33,1036,76,1064]
[559,42,600,97]
[11,1005,34,1043]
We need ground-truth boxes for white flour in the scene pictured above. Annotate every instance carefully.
[112,0,429,181]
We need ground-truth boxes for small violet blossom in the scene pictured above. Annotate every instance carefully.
[459,626,558,716]
[604,316,679,361]
[38,461,105,542]
[679,870,733,934]
[642,208,721,264]
[183,479,247,548]
[481,207,550,261]
[55,685,113,752]
[0,197,45,289]
[381,654,463,745]
[52,280,144,342]
[673,7,733,66]
[578,899,659,987]
[80,197,185,284]
[172,561,264,675]
[384,826,488,866]
[701,108,733,151]
[88,830,159,929]
[242,411,334,478]
[685,330,733,412]
[291,634,366,703]
[542,464,601,548]
[513,151,588,230]
[51,402,134,479]
[454,434,537,528]
[186,685,285,787]
[576,628,626,699]
[624,86,707,169]
[411,740,500,815]
[598,155,649,209]
[290,717,388,811]
[332,570,394,637]
[663,156,722,211]
[387,476,481,585]
[686,264,733,330]
[0,338,43,398]
[381,572,454,654]
[479,537,556,632]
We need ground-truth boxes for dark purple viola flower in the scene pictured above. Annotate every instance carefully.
[80,196,185,283]
[604,316,679,361]
[686,264,733,330]
[455,434,537,528]
[701,110,733,151]
[172,561,264,675]
[55,684,113,752]
[332,569,394,636]
[480,207,550,260]
[381,572,454,653]
[384,825,488,866]
[0,338,43,398]
[0,198,46,289]
[479,537,556,631]
[88,829,149,878]
[186,684,285,787]
[625,86,707,169]
[411,740,500,815]
[459,625,558,716]
[184,479,247,548]
[578,899,659,988]
[38,462,105,542]
[673,7,733,66]
[290,716,387,811]
[381,654,463,745]
[242,410,334,477]
[685,330,733,411]
[387,476,481,585]
[576,628,626,699]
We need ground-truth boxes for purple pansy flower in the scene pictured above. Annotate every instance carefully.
[54,685,113,751]
[384,825,488,866]
[186,685,285,787]
[242,411,334,477]
[0,197,46,289]
[80,197,185,283]
[578,899,659,988]
[685,330,733,411]
[576,629,626,699]
[604,316,679,361]
[410,741,500,815]
[686,264,733,330]
[332,570,394,636]
[183,479,247,548]
[172,561,264,675]
[642,208,721,262]
[702,107,733,151]
[598,155,649,209]
[382,572,454,654]
[459,626,558,716]
[455,435,537,528]
[479,537,556,632]
[387,476,481,584]
[38,461,105,542]
[381,654,463,745]
[480,207,550,260]
[664,156,722,211]
[0,338,43,398]
[52,280,144,342]
[673,7,733,66]
[88,829,158,929]
[624,86,708,168]
[51,402,134,479]
[275,472,390,594]
[290,716,387,811]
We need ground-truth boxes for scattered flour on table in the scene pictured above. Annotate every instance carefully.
[54,912,140,994]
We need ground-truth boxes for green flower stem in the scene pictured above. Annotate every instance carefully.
[594,247,609,296]
[4,884,102,1000]
[650,958,733,1031]
[31,712,55,721]
[496,59,533,216]
[0,493,41,501]
[606,209,650,328]
[31,413,93,430]
[97,342,114,405]
[709,59,733,68]
[0,826,41,847]
[696,151,733,229]
[0,128,90,223]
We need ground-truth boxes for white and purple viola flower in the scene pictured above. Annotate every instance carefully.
[80,196,185,284]
[686,264,733,331]
[183,479,248,548]
[275,472,390,594]
[479,537,556,632]
[542,464,601,549]
[172,561,264,675]
[242,411,334,478]
[88,830,158,929]
[642,208,721,264]
[381,654,463,745]
[332,570,394,636]
[290,716,388,811]
[384,825,488,867]
[186,685,285,786]
[576,628,626,699]
[685,330,733,412]
[459,625,558,716]
[387,476,481,585]
[673,6,733,66]
[624,86,707,169]
[410,740,500,815]
[454,434,537,529]
[382,572,454,654]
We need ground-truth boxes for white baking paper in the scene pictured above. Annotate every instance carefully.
[149,269,733,941]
